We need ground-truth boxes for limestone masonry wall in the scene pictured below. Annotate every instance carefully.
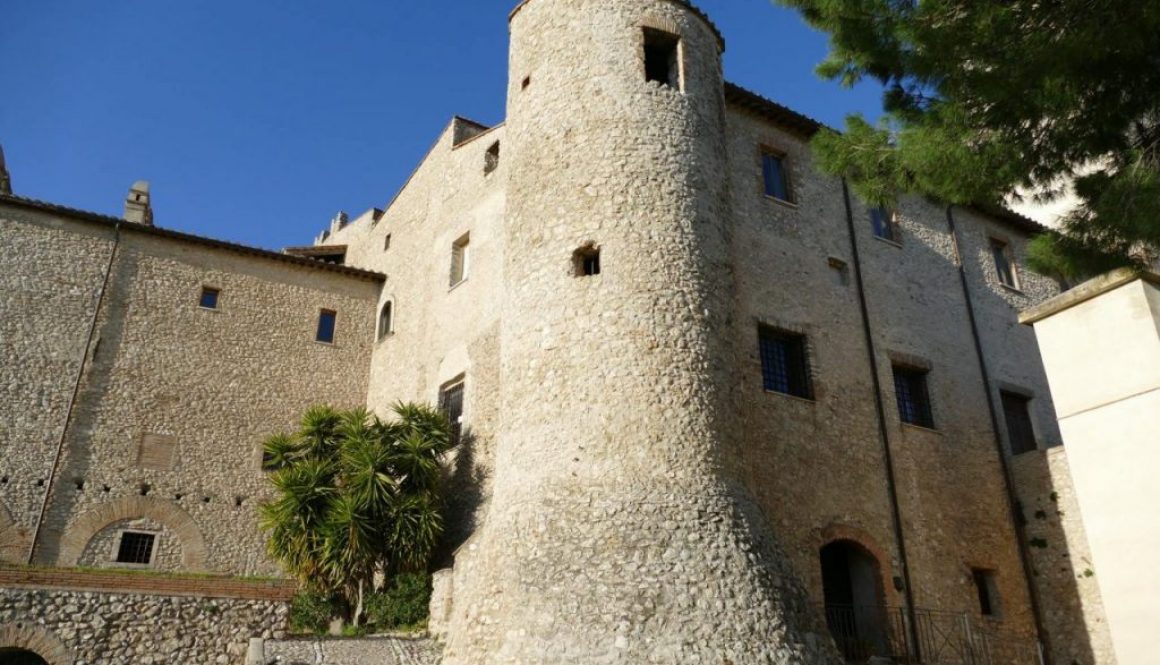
[0,204,382,577]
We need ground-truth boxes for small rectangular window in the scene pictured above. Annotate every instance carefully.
[116,531,156,565]
[439,380,466,448]
[893,365,934,428]
[643,28,681,89]
[990,239,1019,289]
[1001,391,1037,455]
[758,326,812,399]
[384,234,392,251]
[762,151,792,202]
[199,287,220,310]
[972,569,1001,617]
[450,234,470,287]
[316,309,337,344]
[870,207,899,243]
[574,245,601,277]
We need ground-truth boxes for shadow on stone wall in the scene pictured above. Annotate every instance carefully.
[435,427,485,569]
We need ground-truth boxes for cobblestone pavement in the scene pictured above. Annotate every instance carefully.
[264,636,441,664]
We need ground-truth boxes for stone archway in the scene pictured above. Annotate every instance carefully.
[0,623,74,665]
[56,496,209,571]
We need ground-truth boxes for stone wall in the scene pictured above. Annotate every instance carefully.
[0,567,294,664]
[316,117,507,561]
[0,202,383,577]
[1011,448,1117,665]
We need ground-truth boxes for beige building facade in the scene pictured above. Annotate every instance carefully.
[0,0,1127,663]
[1021,271,1160,665]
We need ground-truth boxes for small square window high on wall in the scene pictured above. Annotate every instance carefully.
[990,238,1020,289]
[892,365,934,429]
[758,326,812,399]
[762,151,792,203]
[199,287,220,310]
[316,309,337,344]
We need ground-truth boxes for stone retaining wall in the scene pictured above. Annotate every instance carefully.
[0,568,294,664]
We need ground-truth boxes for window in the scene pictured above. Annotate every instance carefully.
[439,379,465,448]
[762,151,792,202]
[116,531,156,565]
[484,142,500,175]
[893,365,934,428]
[378,302,393,341]
[199,287,220,310]
[1001,391,1037,455]
[316,309,337,344]
[870,207,899,243]
[643,28,681,88]
[758,326,813,399]
[573,245,601,277]
[990,238,1020,289]
[972,569,1001,617]
[449,234,470,287]
[384,234,392,251]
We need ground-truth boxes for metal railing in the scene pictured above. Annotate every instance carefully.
[819,604,1042,665]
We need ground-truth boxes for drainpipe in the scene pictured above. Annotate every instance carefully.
[944,205,1052,665]
[840,180,923,663]
[27,221,122,564]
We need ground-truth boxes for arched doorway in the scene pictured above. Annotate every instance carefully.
[0,648,49,664]
[820,539,890,661]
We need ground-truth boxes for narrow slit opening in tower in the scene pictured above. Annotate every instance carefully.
[643,28,681,89]
[573,245,601,277]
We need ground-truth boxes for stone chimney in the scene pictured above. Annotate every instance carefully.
[0,144,11,195]
[124,180,153,226]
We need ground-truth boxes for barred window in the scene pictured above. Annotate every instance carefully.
[758,326,812,399]
[893,365,934,428]
[439,380,465,448]
[1001,391,1037,455]
[116,531,156,565]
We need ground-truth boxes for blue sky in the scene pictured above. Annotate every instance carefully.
[0,1,884,250]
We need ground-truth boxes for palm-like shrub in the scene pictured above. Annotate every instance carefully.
[259,403,454,625]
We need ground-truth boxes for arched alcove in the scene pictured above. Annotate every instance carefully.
[0,623,73,665]
[56,496,209,571]
[820,539,891,661]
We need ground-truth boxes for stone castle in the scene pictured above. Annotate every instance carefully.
[0,1,1125,663]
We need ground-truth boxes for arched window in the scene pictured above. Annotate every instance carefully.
[378,301,393,340]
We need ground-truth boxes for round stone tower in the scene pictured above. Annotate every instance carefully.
[440,1,839,662]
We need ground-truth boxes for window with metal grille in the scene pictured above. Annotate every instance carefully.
[378,302,393,341]
[116,531,156,565]
[990,238,1019,288]
[762,151,792,202]
[870,207,899,243]
[972,569,1001,617]
[758,326,812,399]
[892,365,934,428]
[439,380,465,448]
[199,287,220,310]
[449,234,470,287]
[1001,391,1037,455]
[316,309,337,344]
[643,28,681,89]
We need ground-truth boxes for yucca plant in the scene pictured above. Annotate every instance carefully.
[259,403,455,626]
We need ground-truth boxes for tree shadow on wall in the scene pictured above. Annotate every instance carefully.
[434,427,487,569]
